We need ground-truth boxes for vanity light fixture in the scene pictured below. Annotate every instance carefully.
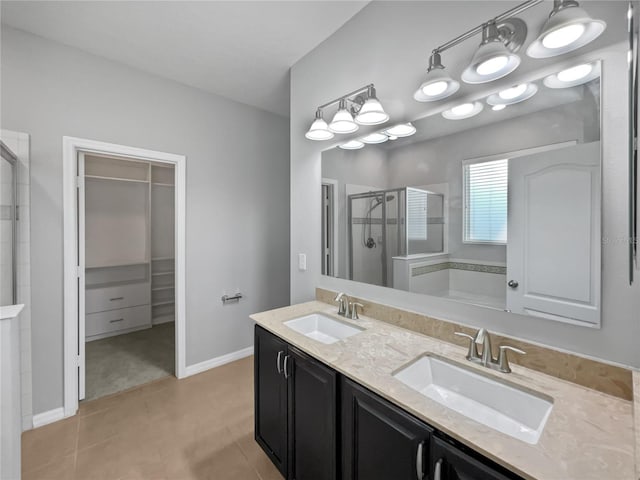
[339,140,365,150]
[414,52,460,102]
[361,132,389,144]
[305,84,389,140]
[384,123,417,137]
[543,62,601,88]
[442,102,484,120]
[487,82,538,106]
[329,99,359,134]
[355,86,390,125]
[304,110,334,141]
[527,0,606,58]
[461,20,524,84]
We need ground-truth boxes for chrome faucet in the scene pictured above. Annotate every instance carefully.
[334,292,351,317]
[349,302,364,320]
[455,328,525,373]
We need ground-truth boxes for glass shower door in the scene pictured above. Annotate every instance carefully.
[0,143,17,306]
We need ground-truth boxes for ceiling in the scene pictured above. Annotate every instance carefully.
[0,1,369,117]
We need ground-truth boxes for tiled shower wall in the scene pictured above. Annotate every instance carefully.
[1,129,32,431]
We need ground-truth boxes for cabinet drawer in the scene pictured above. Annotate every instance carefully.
[86,305,151,337]
[86,283,150,313]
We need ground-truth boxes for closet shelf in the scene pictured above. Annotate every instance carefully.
[151,271,175,277]
[152,182,174,187]
[152,300,175,307]
[85,174,150,184]
[86,260,150,269]
[151,256,175,261]
[151,286,174,292]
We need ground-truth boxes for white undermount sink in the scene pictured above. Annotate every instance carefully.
[284,313,364,344]
[393,355,553,444]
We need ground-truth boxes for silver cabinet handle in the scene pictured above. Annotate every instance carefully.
[283,355,290,379]
[276,351,284,374]
[507,280,519,288]
[109,318,124,323]
[109,296,124,301]
[416,441,425,480]
[433,458,443,480]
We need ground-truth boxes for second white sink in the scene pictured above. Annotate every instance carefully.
[284,313,364,344]
[393,355,553,444]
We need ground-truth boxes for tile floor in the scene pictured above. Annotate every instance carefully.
[21,356,283,480]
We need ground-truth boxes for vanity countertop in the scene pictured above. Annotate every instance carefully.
[251,301,636,480]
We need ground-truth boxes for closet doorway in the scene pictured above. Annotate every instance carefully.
[63,138,186,415]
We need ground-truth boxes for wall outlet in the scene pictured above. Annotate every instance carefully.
[298,253,307,271]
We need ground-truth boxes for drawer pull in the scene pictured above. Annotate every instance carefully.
[109,318,124,323]
[109,297,124,301]
[416,441,425,480]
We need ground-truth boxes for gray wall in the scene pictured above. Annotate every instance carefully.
[290,1,640,369]
[1,27,290,414]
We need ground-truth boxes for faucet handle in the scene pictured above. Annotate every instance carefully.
[498,345,526,373]
[350,302,364,320]
[454,332,480,361]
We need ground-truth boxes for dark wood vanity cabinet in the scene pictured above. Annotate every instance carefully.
[255,325,289,476]
[430,436,515,480]
[254,325,338,480]
[341,378,432,480]
[255,325,522,480]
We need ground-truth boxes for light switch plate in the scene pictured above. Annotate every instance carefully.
[298,253,307,271]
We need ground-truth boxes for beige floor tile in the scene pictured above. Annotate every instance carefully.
[22,453,76,480]
[22,356,280,480]
[21,416,78,473]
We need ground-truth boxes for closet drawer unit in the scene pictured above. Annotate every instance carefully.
[86,305,151,337]
[86,283,150,313]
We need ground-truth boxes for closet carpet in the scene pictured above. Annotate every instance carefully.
[85,322,175,401]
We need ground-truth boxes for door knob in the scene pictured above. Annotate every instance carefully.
[508,280,519,288]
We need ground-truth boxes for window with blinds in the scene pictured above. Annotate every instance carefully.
[407,188,428,240]
[463,158,508,244]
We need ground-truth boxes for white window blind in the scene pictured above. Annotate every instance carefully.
[407,189,427,240]
[464,159,508,244]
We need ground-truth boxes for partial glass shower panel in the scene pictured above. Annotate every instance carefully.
[0,145,17,306]
[406,188,445,255]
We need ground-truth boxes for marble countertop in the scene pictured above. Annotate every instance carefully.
[251,301,635,480]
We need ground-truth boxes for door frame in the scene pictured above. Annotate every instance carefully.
[321,178,339,277]
[62,136,187,417]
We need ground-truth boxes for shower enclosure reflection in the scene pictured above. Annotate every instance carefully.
[348,188,444,287]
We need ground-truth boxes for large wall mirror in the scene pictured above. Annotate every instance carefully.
[321,58,603,327]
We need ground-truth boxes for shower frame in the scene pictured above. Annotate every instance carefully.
[1,141,18,305]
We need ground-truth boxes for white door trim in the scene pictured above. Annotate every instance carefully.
[62,136,187,418]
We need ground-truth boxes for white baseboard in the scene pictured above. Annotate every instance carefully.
[32,407,65,428]
[184,346,254,378]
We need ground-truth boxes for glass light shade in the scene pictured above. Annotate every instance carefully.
[361,132,389,144]
[385,123,416,137]
[305,117,334,141]
[543,61,601,88]
[487,83,538,106]
[526,4,606,58]
[462,41,521,84]
[339,140,365,150]
[355,98,389,125]
[414,69,460,102]
[329,107,359,134]
[442,102,484,120]
[492,104,506,111]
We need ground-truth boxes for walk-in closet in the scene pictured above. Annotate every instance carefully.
[81,153,175,400]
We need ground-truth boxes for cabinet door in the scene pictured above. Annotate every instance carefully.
[431,437,518,480]
[342,378,432,480]
[288,346,337,480]
[254,326,288,476]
